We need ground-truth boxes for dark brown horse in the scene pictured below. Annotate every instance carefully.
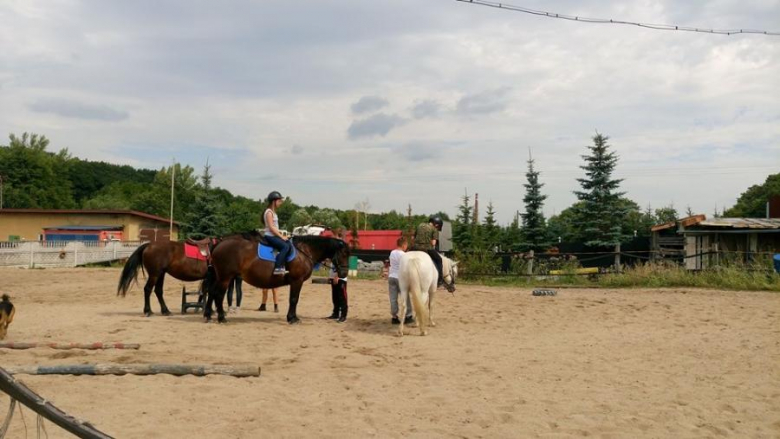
[117,240,216,316]
[203,234,350,324]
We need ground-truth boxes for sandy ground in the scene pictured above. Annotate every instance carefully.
[0,267,778,438]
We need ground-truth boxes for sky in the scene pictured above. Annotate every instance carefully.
[1,0,779,223]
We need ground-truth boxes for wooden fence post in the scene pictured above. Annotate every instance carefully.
[526,250,534,281]
[614,243,621,273]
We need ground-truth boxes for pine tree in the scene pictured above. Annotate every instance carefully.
[482,202,500,251]
[503,211,522,251]
[184,163,225,239]
[573,133,627,247]
[521,155,551,251]
[452,190,473,250]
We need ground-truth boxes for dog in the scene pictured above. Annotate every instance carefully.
[0,294,15,340]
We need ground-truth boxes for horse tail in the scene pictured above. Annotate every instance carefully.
[408,258,429,326]
[117,242,149,297]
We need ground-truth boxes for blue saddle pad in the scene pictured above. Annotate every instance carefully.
[257,243,297,263]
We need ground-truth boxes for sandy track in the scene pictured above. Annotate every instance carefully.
[0,267,778,438]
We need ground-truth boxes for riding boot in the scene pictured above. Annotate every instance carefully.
[258,303,267,312]
[274,304,279,313]
[337,306,348,323]
[328,281,340,319]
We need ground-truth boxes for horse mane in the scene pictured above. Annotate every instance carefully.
[292,235,347,255]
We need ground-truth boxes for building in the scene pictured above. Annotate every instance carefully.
[0,209,180,242]
[652,215,780,270]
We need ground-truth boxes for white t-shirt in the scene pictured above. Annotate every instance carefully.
[388,249,404,279]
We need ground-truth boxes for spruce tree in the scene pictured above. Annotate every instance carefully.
[503,211,522,251]
[521,156,551,251]
[452,191,473,250]
[184,163,225,239]
[482,202,500,251]
[573,133,627,247]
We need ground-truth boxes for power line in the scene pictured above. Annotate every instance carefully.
[455,0,780,36]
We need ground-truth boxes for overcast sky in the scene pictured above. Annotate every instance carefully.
[1,0,778,223]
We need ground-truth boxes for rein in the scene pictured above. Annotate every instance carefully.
[292,237,342,274]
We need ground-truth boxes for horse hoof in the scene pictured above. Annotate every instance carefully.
[144,312,153,317]
[203,317,211,323]
[288,317,300,325]
[162,310,172,316]
[421,331,428,336]
[397,331,404,337]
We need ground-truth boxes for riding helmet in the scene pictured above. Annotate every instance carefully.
[429,215,444,230]
[267,191,283,203]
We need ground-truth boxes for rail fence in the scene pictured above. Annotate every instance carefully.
[0,241,144,268]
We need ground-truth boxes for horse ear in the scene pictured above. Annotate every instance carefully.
[452,261,459,267]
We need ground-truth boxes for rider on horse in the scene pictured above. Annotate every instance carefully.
[263,191,293,275]
[411,215,445,288]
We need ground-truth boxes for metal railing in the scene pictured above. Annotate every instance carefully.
[0,241,145,268]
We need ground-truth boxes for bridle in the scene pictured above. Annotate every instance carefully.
[442,259,456,294]
[293,237,346,276]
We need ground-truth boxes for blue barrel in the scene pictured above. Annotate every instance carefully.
[774,254,780,274]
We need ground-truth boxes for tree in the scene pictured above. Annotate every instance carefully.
[654,206,679,224]
[502,211,523,251]
[311,208,343,230]
[183,163,225,239]
[520,156,551,251]
[482,202,500,251]
[724,173,780,218]
[0,133,75,208]
[288,208,314,229]
[222,197,261,234]
[452,190,474,250]
[573,133,628,247]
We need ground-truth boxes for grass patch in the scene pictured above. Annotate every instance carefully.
[460,261,780,292]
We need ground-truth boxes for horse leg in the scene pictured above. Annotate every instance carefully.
[287,282,303,324]
[215,278,231,323]
[428,282,436,328]
[397,289,407,337]
[203,291,214,322]
[154,274,172,316]
[143,275,156,317]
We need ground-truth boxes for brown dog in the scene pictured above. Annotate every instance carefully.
[0,294,15,340]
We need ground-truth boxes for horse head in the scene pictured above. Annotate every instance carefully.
[441,255,458,294]
[329,238,351,279]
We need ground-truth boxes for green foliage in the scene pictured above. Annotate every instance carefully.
[183,164,226,239]
[452,191,474,250]
[288,208,314,229]
[502,213,523,251]
[724,173,780,218]
[481,202,501,251]
[311,208,344,230]
[520,157,552,251]
[0,133,75,208]
[573,133,628,247]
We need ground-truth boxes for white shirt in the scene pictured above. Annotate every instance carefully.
[388,249,404,279]
[264,208,278,237]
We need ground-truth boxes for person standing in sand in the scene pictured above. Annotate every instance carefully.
[258,288,279,313]
[388,236,413,325]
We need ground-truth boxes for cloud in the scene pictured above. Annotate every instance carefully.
[29,98,129,121]
[290,144,304,155]
[411,99,441,119]
[456,87,512,115]
[393,142,441,162]
[350,96,389,114]
[347,113,406,140]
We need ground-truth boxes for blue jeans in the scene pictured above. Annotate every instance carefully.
[265,235,291,270]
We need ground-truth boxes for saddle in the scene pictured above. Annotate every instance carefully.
[184,238,216,261]
[257,240,297,263]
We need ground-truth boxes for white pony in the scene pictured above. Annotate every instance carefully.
[397,251,457,337]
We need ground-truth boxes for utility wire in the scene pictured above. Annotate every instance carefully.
[455,0,780,36]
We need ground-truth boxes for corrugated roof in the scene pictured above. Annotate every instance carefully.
[695,218,780,229]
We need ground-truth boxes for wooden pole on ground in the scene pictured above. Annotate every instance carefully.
[6,364,260,377]
[0,342,140,350]
[0,367,114,439]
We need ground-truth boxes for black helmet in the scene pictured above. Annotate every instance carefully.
[429,216,443,230]
[267,191,283,203]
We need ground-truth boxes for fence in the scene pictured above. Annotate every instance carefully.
[0,241,144,268]
[458,248,780,278]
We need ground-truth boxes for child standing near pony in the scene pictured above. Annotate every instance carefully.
[389,237,413,325]
[0,294,15,340]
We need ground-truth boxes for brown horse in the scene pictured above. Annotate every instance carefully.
[203,234,350,324]
[117,241,210,316]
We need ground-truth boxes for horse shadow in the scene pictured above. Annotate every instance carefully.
[341,317,408,337]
